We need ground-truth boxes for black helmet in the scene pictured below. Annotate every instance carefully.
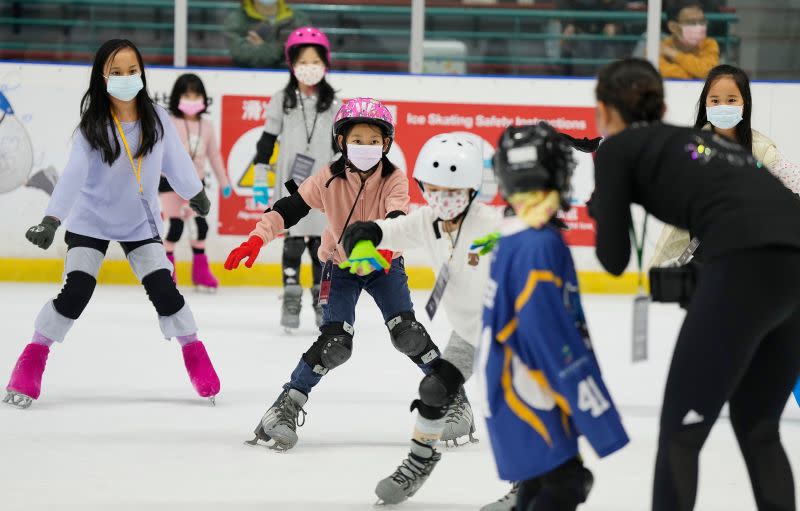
[493,122,576,210]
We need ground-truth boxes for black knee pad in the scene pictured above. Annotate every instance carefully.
[304,322,354,375]
[283,236,306,261]
[166,218,184,243]
[53,271,97,320]
[531,458,593,510]
[387,311,440,365]
[419,358,465,408]
[194,217,209,241]
[142,269,185,316]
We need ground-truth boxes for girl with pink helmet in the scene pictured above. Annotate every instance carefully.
[250,26,338,330]
[226,97,443,451]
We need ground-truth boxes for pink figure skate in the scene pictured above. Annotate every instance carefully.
[192,253,218,292]
[4,343,50,409]
[182,341,220,404]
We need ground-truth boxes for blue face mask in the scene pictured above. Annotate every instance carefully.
[706,105,743,130]
[106,74,143,102]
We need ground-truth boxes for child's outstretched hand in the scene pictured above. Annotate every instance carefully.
[470,232,501,256]
[225,235,264,270]
[339,240,390,275]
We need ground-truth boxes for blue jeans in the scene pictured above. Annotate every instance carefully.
[322,257,414,326]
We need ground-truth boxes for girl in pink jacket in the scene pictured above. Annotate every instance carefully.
[225,98,441,451]
[160,73,232,291]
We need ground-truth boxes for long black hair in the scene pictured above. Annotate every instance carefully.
[79,39,163,165]
[328,122,396,179]
[169,73,208,118]
[694,64,753,154]
[596,58,665,124]
[282,44,336,114]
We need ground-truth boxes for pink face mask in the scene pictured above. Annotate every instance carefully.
[680,24,707,48]
[178,99,205,116]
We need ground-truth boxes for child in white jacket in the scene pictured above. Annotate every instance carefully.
[340,133,502,504]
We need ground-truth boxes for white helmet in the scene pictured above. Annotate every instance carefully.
[413,133,483,190]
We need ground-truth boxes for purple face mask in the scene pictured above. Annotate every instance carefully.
[346,144,383,172]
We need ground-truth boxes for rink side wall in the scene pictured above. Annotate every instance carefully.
[1,62,799,292]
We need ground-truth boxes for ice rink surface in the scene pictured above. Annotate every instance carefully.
[0,282,797,511]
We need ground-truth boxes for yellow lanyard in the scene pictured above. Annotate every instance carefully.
[111,111,144,194]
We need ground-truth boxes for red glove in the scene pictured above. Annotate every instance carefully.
[377,249,393,274]
[225,236,264,270]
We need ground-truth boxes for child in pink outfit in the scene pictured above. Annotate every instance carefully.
[160,73,232,290]
[225,98,441,451]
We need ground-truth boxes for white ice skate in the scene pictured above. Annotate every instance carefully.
[245,388,307,452]
[3,391,33,409]
[281,285,303,333]
[441,387,479,447]
[480,482,519,511]
[375,440,442,505]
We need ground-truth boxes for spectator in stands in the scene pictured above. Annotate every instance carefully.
[559,0,634,76]
[660,0,719,79]
[224,0,309,69]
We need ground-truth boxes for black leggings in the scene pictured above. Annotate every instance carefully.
[653,247,800,511]
[282,235,322,286]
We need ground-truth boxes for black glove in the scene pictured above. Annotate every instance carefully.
[25,216,60,250]
[189,189,211,216]
[559,133,603,153]
[342,221,383,256]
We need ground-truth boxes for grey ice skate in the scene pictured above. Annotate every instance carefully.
[480,482,519,511]
[441,387,478,447]
[246,388,307,451]
[375,440,441,505]
[311,285,323,328]
[281,285,303,331]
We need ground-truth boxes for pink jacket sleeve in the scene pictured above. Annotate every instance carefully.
[384,169,410,216]
[203,118,230,189]
[248,168,327,242]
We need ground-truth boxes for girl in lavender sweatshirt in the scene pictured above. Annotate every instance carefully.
[3,39,221,409]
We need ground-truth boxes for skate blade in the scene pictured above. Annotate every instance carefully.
[244,435,293,452]
[3,391,33,409]
[282,327,298,334]
[444,434,479,448]
[194,285,218,294]
[208,396,216,406]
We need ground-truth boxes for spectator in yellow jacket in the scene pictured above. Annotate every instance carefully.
[660,1,719,79]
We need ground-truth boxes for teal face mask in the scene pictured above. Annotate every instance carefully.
[105,74,143,102]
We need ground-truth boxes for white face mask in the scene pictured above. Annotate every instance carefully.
[346,144,383,172]
[293,64,326,87]
[706,105,744,130]
[422,189,471,221]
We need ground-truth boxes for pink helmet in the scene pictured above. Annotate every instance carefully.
[285,27,331,67]
[333,97,395,142]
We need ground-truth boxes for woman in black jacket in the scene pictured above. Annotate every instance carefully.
[589,58,800,511]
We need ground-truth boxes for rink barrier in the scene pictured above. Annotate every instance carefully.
[0,258,646,294]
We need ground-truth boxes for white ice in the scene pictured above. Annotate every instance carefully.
[0,283,798,511]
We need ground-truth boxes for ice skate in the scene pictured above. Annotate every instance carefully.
[281,285,303,332]
[181,341,220,404]
[480,482,519,511]
[191,253,218,292]
[375,440,441,505]
[441,387,478,447]
[246,388,307,451]
[4,343,50,409]
[167,252,176,283]
[311,285,323,328]
[25,166,59,196]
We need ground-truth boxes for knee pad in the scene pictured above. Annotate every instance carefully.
[283,236,306,261]
[142,269,185,317]
[127,243,173,282]
[538,458,593,507]
[387,312,439,364]
[53,271,97,320]
[166,218,184,243]
[305,322,354,374]
[194,217,209,241]
[419,358,465,408]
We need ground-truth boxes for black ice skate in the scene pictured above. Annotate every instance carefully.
[375,440,442,505]
[280,285,303,332]
[441,387,479,447]
[245,388,307,451]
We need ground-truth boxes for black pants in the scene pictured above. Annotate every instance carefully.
[282,235,322,286]
[653,247,800,511]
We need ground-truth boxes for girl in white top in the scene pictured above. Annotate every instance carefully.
[651,64,800,267]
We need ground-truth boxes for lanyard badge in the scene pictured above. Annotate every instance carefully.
[629,215,649,363]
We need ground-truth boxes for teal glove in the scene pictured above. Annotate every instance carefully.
[222,185,232,199]
[339,240,390,275]
[470,232,501,256]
